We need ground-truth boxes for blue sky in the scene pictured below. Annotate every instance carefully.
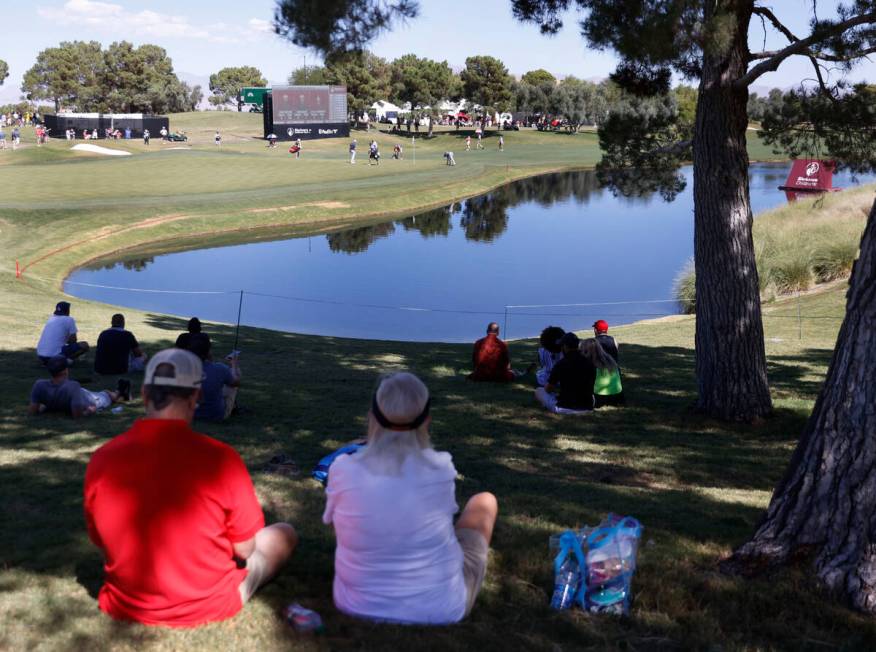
[1,0,874,100]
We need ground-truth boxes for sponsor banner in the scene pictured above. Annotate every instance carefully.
[271,122,350,141]
[782,159,835,191]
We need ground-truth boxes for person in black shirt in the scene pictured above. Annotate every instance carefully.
[534,332,596,413]
[94,314,147,375]
[175,317,202,349]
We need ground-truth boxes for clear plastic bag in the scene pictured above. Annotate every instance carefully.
[549,514,642,615]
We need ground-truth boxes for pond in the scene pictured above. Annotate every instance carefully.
[64,163,873,342]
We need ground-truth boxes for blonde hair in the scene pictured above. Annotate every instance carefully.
[580,337,617,370]
[358,371,435,475]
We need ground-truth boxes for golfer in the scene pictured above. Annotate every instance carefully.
[349,138,357,164]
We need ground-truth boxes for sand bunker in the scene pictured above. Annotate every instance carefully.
[71,144,132,157]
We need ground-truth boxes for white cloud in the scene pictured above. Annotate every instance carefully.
[248,18,272,34]
[36,1,274,44]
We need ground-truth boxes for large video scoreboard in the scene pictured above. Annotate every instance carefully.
[263,85,349,140]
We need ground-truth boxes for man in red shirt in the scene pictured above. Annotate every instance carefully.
[469,322,521,382]
[84,348,297,627]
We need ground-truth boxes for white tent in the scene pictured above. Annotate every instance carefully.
[370,100,405,120]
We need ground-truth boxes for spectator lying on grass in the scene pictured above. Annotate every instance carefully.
[29,355,129,418]
[323,371,498,624]
[84,349,297,627]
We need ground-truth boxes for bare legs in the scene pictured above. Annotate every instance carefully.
[255,523,298,579]
[456,492,498,544]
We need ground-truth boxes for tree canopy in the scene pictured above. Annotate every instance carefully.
[209,66,267,110]
[0,60,8,87]
[328,50,392,113]
[520,68,555,86]
[389,54,456,109]
[22,40,191,113]
[461,55,513,112]
[288,65,331,85]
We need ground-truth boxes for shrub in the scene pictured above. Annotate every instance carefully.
[673,259,696,314]
[811,241,860,282]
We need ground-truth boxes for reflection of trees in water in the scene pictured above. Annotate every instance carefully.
[459,192,512,242]
[505,170,602,207]
[596,164,686,202]
[397,205,453,237]
[326,222,396,254]
[99,257,154,271]
[324,169,664,253]
[457,172,601,243]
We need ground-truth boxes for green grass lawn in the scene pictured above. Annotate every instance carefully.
[2,113,872,650]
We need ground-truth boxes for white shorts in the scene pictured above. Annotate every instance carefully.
[82,389,112,411]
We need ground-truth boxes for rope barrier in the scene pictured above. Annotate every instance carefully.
[5,268,845,339]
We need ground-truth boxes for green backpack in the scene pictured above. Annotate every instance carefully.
[594,366,623,396]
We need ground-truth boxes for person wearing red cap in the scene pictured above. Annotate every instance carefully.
[593,319,619,364]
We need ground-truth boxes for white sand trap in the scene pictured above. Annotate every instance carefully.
[71,144,132,156]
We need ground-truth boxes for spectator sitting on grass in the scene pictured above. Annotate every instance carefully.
[323,371,498,624]
[469,322,529,382]
[593,319,619,364]
[84,349,297,627]
[535,326,565,387]
[188,333,241,420]
[36,301,89,365]
[94,313,147,375]
[580,337,626,408]
[534,332,596,414]
[175,316,202,349]
[29,355,129,418]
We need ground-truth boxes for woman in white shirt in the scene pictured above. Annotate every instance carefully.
[323,371,498,624]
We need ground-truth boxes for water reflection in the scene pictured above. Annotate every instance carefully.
[331,170,606,253]
[100,257,155,272]
[326,222,396,254]
[397,205,454,238]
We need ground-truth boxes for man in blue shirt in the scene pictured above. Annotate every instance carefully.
[188,333,241,420]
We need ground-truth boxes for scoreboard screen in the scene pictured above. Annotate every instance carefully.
[271,86,347,125]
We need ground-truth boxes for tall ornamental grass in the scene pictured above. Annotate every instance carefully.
[675,185,874,313]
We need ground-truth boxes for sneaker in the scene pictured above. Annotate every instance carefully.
[117,378,132,401]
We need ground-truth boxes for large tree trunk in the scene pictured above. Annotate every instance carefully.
[724,198,876,612]
[692,4,772,420]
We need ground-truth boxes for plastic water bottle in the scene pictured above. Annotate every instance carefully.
[550,558,580,610]
[283,603,324,633]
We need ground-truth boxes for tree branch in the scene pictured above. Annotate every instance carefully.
[736,11,876,88]
[752,7,800,44]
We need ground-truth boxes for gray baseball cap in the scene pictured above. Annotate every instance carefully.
[143,348,203,388]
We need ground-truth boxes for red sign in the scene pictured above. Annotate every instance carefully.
[779,159,837,192]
